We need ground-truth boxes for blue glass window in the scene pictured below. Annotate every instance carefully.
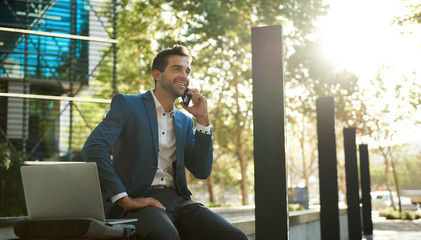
[0,0,89,86]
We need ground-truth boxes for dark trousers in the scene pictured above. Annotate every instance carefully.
[124,188,247,240]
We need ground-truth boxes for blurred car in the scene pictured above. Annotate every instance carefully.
[371,191,420,211]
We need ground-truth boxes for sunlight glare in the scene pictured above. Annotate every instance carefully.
[318,0,421,145]
[318,0,421,80]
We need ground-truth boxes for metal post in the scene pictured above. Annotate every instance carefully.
[22,0,30,159]
[359,144,373,235]
[252,25,288,240]
[112,0,117,95]
[316,97,340,240]
[68,0,76,161]
[344,127,362,240]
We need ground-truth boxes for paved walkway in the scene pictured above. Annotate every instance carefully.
[247,211,421,240]
[363,211,421,240]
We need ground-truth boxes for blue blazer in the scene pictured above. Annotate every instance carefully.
[82,91,213,217]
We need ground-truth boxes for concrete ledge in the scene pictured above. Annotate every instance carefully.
[289,208,347,226]
[290,209,320,226]
[230,216,255,236]
[1,207,349,239]
[212,206,348,239]
[210,205,255,219]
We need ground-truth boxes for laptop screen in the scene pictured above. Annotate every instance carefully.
[21,162,106,222]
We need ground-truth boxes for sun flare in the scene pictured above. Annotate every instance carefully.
[317,0,421,144]
[318,0,421,80]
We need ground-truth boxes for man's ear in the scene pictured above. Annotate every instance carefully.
[152,69,161,82]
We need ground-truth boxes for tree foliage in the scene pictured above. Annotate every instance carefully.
[75,0,421,208]
[89,0,330,205]
[355,67,421,211]
[393,0,421,26]
[370,145,421,191]
[0,142,26,217]
[285,37,362,195]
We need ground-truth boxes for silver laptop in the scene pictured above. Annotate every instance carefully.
[21,162,136,225]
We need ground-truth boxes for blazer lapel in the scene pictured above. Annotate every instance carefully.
[142,92,159,158]
[172,110,187,194]
[173,110,185,165]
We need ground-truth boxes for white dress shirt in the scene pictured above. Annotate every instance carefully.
[111,90,210,203]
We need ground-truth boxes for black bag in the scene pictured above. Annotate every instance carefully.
[14,218,135,239]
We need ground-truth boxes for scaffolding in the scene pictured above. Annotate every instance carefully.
[0,0,118,161]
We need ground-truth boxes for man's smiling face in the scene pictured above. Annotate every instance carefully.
[156,55,191,99]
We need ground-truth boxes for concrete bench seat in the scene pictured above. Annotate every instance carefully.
[1,207,349,240]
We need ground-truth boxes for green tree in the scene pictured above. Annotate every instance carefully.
[94,0,332,205]
[370,145,421,208]
[357,68,420,212]
[393,0,421,26]
[174,0,328,205]
[59,100,109,160]
[0,142,26,217]
[285,38,362,198]
[396,148,421,189]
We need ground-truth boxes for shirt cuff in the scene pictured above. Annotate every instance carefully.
[196,123,211,135]
[111,192,128,204]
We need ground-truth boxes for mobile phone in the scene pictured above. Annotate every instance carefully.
[181,88,192,106]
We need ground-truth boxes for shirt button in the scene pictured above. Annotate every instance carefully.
[161,178,164,181]
[162,132,165,135]
[163,113,165,116]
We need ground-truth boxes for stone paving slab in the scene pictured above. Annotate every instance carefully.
[363,211,421,240]
[365,230,421,240]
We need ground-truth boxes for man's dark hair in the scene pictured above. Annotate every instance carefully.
[152,45,192,72]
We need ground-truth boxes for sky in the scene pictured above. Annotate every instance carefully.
[316,0,421,145]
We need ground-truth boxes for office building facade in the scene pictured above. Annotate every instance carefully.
[0,0,116,161]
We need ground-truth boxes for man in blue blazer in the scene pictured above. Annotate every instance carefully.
[82,45,246,240]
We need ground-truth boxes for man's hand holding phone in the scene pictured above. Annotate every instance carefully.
[181,88,209,126]
[181,88,192,107]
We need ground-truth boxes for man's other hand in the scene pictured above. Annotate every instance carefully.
[117,196,166,212]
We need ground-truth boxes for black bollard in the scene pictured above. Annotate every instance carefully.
[316,97,340,240]
[252,25,288,240]
[344,127,362,240]
[359,144,373,235]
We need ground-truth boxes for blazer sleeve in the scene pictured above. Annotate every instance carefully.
[81,94,128,200]
[184,119,213,179]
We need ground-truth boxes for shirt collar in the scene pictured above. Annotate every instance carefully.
[149,89,175,117]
